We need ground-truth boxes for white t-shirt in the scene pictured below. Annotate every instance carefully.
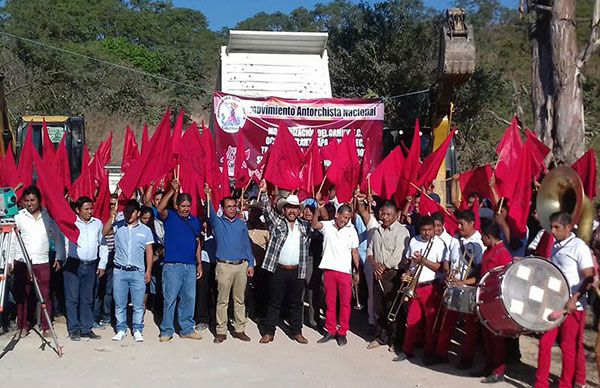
[439,229,460,266]
[551,233,594,300]
[318,220,359,274]
[405,235,446,284]
[278,220,301,266]
[459,231,486,266]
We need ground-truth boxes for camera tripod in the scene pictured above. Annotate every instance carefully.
[0,221,63,357]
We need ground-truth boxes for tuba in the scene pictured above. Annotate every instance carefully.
[536,166,593,243]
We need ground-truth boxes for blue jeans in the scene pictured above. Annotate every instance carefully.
[94,266,113,323]
[160,263,196,337]
[113,268,146,333]
[63,258,98,334]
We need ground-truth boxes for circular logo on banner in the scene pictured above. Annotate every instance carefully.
[216,95,247,134]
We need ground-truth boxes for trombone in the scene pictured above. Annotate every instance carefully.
[387,238,434,322]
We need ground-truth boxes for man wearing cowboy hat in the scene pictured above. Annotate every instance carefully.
[257,180,312,344]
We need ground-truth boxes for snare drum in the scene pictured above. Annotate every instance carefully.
[443,285,476,314]
[476,257,570,337]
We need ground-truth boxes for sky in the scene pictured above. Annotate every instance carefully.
[175,0,519,30]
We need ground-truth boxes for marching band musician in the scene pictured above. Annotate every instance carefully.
[366,201,411,353]
[535,212,594,388]
[477,222,513,383]
[445,210,486,371]
[426,211,461,365]
[394,215,446,362]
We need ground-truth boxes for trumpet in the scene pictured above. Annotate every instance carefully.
[352,270,363,310]
[387,238,434,322]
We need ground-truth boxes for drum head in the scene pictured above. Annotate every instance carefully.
[500,257,569,332]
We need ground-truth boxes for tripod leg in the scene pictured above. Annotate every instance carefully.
[14,228,63,357]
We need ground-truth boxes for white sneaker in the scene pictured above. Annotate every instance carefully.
[133,331,144,342]
[112,331,126,341]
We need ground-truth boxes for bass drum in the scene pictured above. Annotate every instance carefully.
[476,257,570,337]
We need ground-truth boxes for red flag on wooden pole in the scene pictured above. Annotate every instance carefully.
[233,134,250,190]
[121,126,139,173]
[299,130,324,199]
[327,130,361,203]
[572,149,597,199]
[264,123,303,190]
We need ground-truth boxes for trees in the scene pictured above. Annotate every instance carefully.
[528,0,600,164]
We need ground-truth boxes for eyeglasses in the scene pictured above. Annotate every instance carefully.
[110,203,118,207]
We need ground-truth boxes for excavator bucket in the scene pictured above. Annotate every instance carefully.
[437,8,476,86]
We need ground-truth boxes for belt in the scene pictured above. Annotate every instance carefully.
[68,257,98,266]
[217,259,244,265]
[277,264,298,270]
[114,263,141,272]
[417,281,433,288]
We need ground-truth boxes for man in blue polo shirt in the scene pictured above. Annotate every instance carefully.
[205,184,255,344]
[157,180,203,342]
[98,200,153,342]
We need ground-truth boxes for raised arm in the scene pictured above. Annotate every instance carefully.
[311,193,325,231]
[258,180,278,227]
[144,181,155,207]
[157,180,180,221]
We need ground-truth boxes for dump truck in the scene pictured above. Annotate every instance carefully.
[215,9,476,202]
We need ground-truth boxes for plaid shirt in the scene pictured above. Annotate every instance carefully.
[260,192,311,279]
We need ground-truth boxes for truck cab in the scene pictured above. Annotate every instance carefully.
[16,116,85,180]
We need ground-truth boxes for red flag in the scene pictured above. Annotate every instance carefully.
[319,138,339,165]
[121,126,139,173]
[395,119,422,205]
[252,149,270,184]
[171,109,184,158]
[119,109,175,199]
[327,130,361,203]
[419,193,458,235]
[417,128,456,189]
[179,122,206,207]
[459,164,495,204]
[506,140,534,239]
[93,173,111,224]
[68,155,95,200]
[41,119,56,163]
[360,135,377,185]
[3,146,19,189]
[17,122,36,190]
[299,131,324,198]
[495,116,523,198]
[362,146,405,199]
[264,124,304,190]
[525,129,550,179]
[233,134,250,190]
[32,151,80,243]
[52,134,71,191]
[212,163,231,208]
[200,121,216,189]
[141,123,150,152]
[572,149,597,199]
[90,132,112,182]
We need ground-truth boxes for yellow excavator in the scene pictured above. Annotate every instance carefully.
[430,8,476,202]
[0,75,86,180]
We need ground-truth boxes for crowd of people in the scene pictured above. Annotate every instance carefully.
[0,173,598,387]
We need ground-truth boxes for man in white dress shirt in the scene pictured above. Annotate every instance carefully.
[63,196,107,341]
[10,186,65,337]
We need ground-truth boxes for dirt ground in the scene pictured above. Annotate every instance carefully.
[1,308,598,388]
